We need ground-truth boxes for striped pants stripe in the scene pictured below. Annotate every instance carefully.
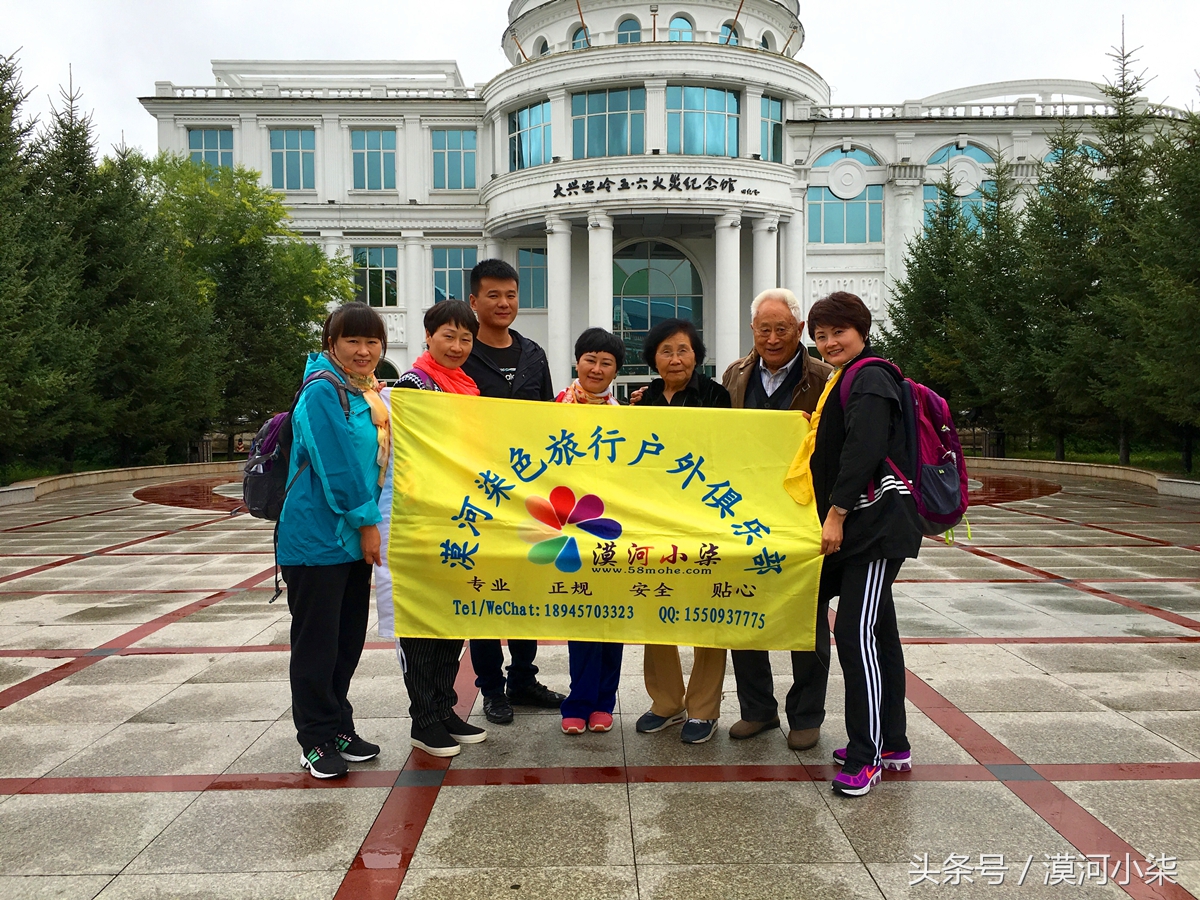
[397,637,464,729]
[830,559,910,769]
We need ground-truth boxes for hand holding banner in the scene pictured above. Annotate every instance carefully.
[381,390,823,651]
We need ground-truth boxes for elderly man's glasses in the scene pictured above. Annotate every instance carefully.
[753,325,796,338]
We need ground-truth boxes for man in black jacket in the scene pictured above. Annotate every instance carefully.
[461,259,563,724]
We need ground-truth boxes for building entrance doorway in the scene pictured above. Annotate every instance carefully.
[612,241,704,399]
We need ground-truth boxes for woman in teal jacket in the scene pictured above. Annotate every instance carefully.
[278,302,389,779]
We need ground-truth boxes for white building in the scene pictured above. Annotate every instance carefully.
[140,0,1125,391]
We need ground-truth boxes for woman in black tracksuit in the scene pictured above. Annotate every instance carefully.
[807,291,924,797]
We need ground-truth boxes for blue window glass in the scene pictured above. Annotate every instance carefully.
[351,129,396,191]
[927,144,994,165]
[517,248,548,309]
[760,96,784,162]
[352,246,399,307]
[572,26,590,49]
[813,147,882,167]
[613,241,703,373]
[667,86,739,157]
[187,128,233,169]
[432,129,477,190]
[669,16,692,41]
[807,185,884,244]
[1045,144,1103,164]
[617,19,641,43]
[269,128,315,191]
[571,88,645,159]
[720,24,738,45]
[509,101,552,171]
[433,247,478,302]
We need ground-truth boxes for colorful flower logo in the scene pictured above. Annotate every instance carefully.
[520,486,622,573]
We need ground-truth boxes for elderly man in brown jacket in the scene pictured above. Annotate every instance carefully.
[721,288,834,751]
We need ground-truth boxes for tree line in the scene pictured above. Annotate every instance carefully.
[0,53,353,484]
[880,45,1199,473]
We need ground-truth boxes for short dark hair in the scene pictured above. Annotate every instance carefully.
[323,302,387,355]
[574,327,626,368]
[424,299,479,337]
[470,258,520,297]
[642,318,706,372]
[807,291,872,342]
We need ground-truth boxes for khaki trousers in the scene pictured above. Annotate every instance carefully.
[643,644,727,720]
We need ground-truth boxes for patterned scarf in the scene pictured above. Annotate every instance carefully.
[782,367,843,505]
[325,351,390,486]
[559,378,620,405]
[412,351,480,396]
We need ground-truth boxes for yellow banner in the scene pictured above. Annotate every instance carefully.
[385,390,822,651]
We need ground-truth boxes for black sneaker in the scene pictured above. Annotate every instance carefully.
[483,694,514,724]
[411,720,461,758]
[443,711,487,744]
[636,710,687,733]
[301,740,349,779]
[336,731,380,762]
[506,681,566,708]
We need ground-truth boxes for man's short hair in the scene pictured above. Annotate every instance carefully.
[642,318,706,371]
[573,327,626,368]
[424,299,479,337]
[750,288,803,324]
[806,291,872,341]
[470,258,520,296]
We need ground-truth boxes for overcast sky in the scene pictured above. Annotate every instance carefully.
[3,0,1197,157]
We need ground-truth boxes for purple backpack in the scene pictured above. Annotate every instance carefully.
[839,359,969,535]
[242,371,353,521]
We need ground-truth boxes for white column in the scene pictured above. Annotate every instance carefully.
[545,215,573,392]
[886,181,920,302]
[587,210,614,330]
[403,115,422,202]
[744,86,763,160]
[403,233,425,368]
[548,88,567,161]
[485,235,503,261]
[787,183,808,315]
[751,215,778,300]
[714,211,742,374]
[645,78,667,153]
[491,111,505,177]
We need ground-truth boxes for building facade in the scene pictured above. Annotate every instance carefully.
[140,0,1122,391]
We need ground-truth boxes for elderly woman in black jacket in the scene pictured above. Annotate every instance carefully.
[802,291,923,797]
[629,318,731,744]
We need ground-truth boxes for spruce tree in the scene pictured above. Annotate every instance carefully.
[1020,121,1104,458]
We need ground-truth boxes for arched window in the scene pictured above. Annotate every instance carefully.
[572,26,590,49]
[617,18,642,43]
[613,241,703,372]
[536,38,550,56]
[375,359,399,384]
[925,145,995,228]
[759,31,774,50]
[720,23,739,45]
[669,16,693,41]
[813,147,882,167]
[808,148,884,244]
[927,144,993,165]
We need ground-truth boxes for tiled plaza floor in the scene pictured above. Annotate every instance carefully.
[0,472,1198,899]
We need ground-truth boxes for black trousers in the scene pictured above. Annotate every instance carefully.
[282,561,371,749]
[469,638,539,698]
[399,638,464,729]
[833,558,910,769]
[731,570,832,730]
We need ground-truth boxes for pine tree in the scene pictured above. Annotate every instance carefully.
[879,169,973,407]
[1067,35,1156,464]
[1020,121,1105,458]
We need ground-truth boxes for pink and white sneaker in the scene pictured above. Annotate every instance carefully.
[832,763,882,797]
[587,711,614,732]
[833,747,912,772]
[561,717,586,735]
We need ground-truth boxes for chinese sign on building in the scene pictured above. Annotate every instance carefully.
[380,391,822,650]
[552,173,762,198]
